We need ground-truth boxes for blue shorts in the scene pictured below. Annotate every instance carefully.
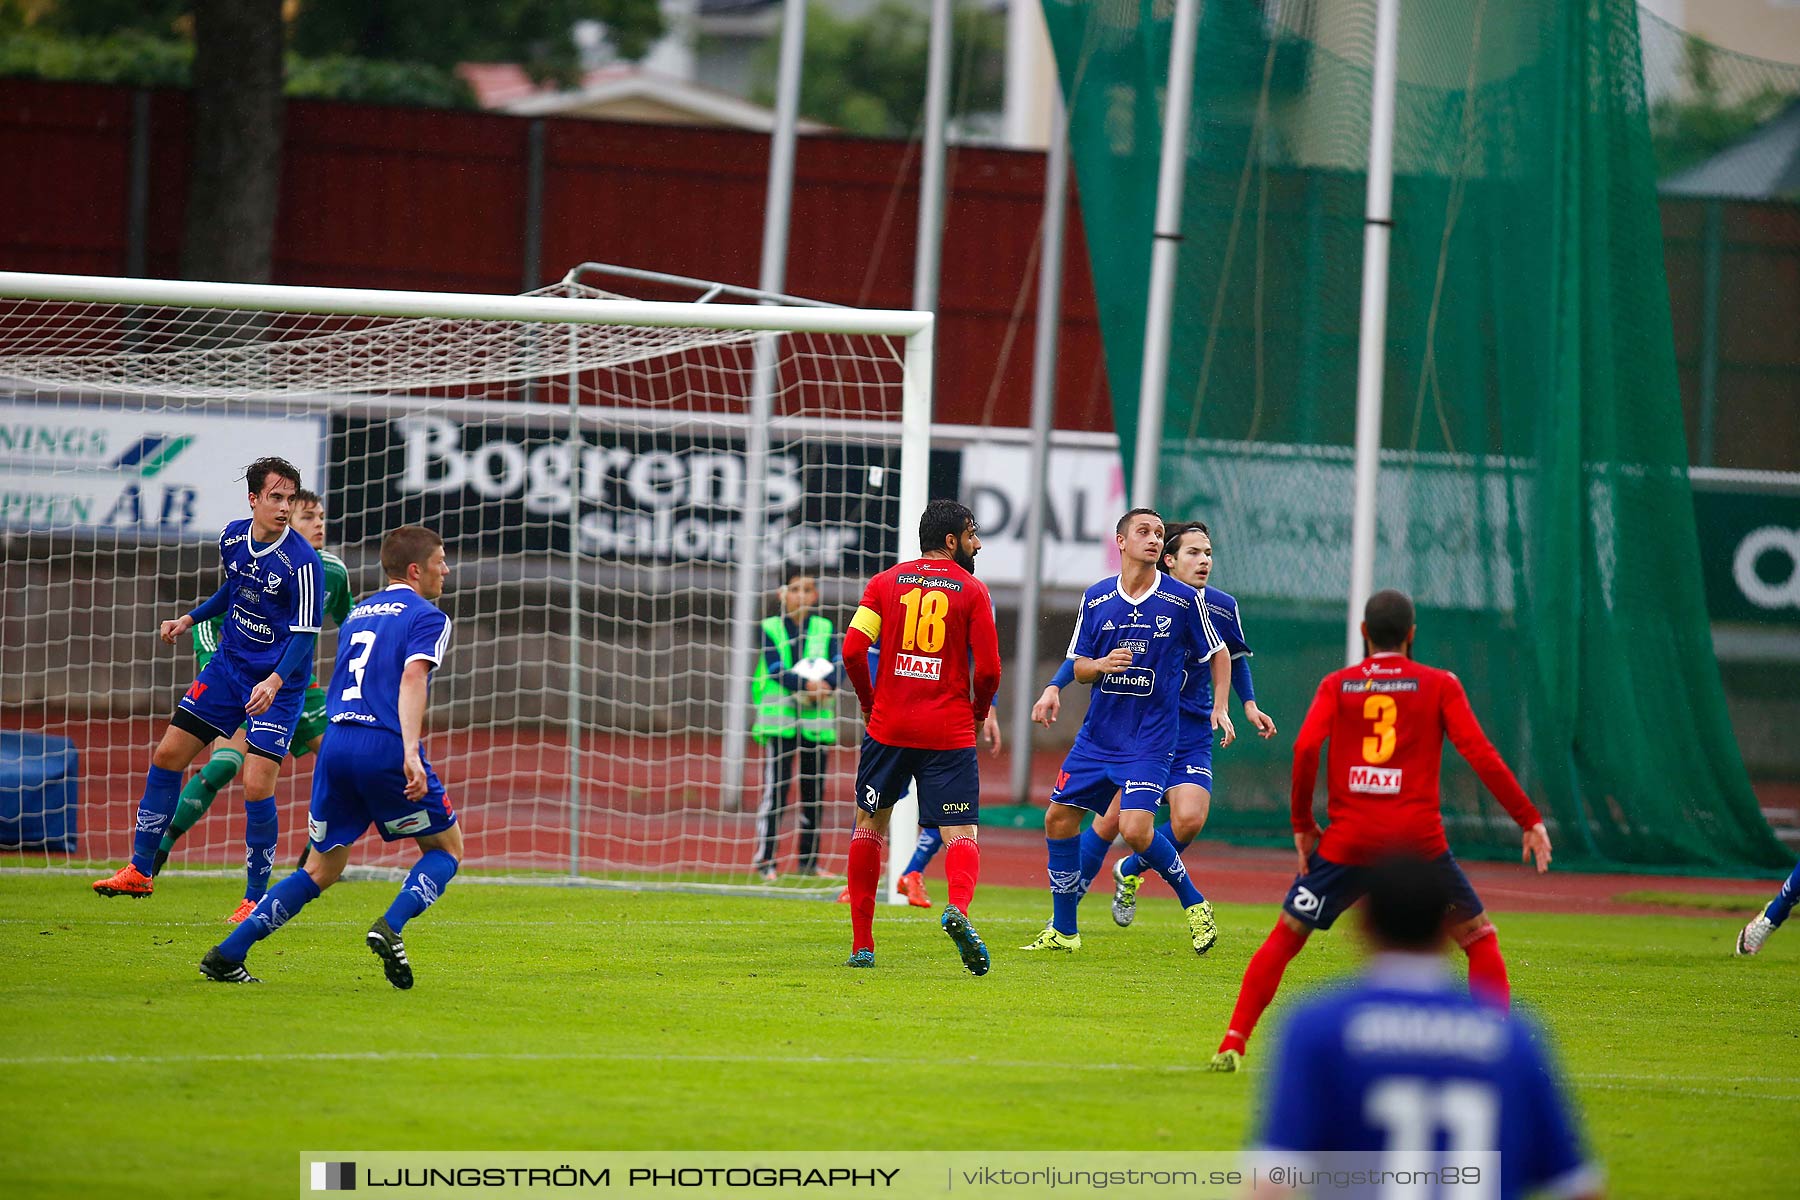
[854,735,979,828]
[306,724,457,850]
[174,654,307,761]
[1283,850,1485,930]
[1049,751,1171,815]
[1167,724,1213,791]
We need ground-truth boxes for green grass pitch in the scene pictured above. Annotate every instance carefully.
[2,874,1795,1198]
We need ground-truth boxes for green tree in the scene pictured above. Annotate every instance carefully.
[289,0,664,85]
[750,1,1005,139]
[0,0,666,94]
[1650,35,1795,178]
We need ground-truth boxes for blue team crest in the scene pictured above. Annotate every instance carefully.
[1156,615,1172,632]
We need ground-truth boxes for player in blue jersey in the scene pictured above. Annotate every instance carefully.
[1248,856,1601,1200]
[1734,854,1800,956]
[1032,521,1277,932]
[1106,522,1276,924]
[1021,508,1232,955]
[94,457,324,916]
[200,525,460,987]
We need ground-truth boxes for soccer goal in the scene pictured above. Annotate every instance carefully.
[0,268,931,896]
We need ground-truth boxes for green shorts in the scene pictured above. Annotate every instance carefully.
[290,683,329,757]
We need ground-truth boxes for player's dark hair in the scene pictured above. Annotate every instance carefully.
[1160,521,1211,572]
[381,525,444,580]
[244,456,301,496]
[780,561,813,588]
[1362,856,1452,951]
[1364,588,1416,651]
[291,487,321,509]
[919,499,976,554]
[1115,506,1161,537]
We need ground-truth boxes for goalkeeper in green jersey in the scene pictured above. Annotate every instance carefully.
[151,489,353,890]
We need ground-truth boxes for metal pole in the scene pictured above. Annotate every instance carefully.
[1011,87,1069,806]
[566,332,584,878]
[126,90,151,279]
[521,120,547,405]
[914,0,953,313]
[883,0,953,904]
[522,120,546,291]
[1345,0,1402,666]
[723,0,808,806]
[1131,0,1201,510]
[1699,199,1723,468]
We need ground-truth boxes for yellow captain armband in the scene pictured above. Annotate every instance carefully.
[849,605,882,641]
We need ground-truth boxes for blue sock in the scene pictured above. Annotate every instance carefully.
[383,849,459,933]
[243,796,278,901]
[216,869,320,962]
[129,765,184,875]
[1119,835,1191,880]
[1076,826,1111,895]
[903,827,944,875]
[1768,859,1800,928]
[1139,828,1204,908]
[1047,835,1082,935]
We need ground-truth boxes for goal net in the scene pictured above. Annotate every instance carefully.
[0,270,931,894]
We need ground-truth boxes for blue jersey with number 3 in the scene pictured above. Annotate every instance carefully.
[1256,963,1594,1200]
[326,584,452,739]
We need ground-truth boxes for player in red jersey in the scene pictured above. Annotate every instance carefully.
[840,499,1002,974]
[1210,588,1554,1071]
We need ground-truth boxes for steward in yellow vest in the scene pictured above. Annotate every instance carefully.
[749,568,842,881]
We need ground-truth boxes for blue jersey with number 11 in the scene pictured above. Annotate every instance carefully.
[326,584,452,739]
[1257,965,1595,1200]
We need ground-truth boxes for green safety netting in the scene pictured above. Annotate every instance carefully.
[1042,0,1792,872]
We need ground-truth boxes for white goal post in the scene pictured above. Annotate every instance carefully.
[0,269,931,900]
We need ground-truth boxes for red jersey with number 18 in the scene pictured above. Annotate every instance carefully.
[1290,652,1544,864]
[842,557,1001,751]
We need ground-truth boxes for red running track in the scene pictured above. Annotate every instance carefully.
[9,716,1780,917]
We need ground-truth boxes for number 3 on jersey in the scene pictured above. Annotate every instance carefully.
[1363,693,1398,764]
[896,587,947,653]
[339,629,377,701]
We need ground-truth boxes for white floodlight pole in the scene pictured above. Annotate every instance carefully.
[914,0,954,317]
[1011,87,1069,805]
[725,0,809,818]
[1345,0,1401,665]
[882,0,954,905]
[1130,0,1201,510]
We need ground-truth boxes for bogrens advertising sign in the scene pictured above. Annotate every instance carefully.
[328,413,910,576]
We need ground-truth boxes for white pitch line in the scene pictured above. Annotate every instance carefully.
[0,928,1058,935]
[0,1049,1791,1099]
[1577,1080,1800,1103]
[0,1048,1233,1074]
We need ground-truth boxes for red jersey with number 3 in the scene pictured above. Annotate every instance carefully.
[844,557,1001,751]
[1290,652,1543,864]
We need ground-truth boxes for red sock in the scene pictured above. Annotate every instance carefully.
[847,828,885,954]
[1219,919,1309,1056]
[1463,929,1510,1009]
[944,836,979,913]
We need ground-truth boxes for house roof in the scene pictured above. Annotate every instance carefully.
[1662,98,1800,200]
[458,63,829,133]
